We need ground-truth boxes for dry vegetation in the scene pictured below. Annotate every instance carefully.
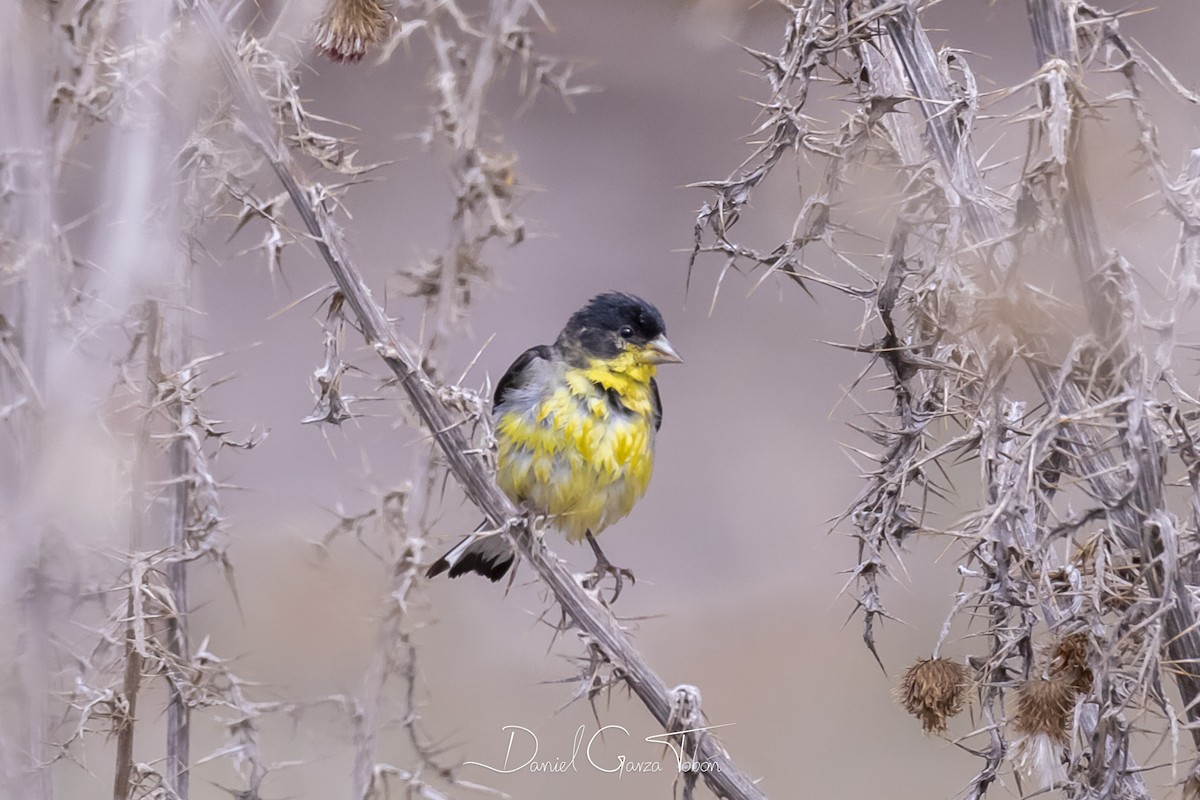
[689,1,1200,798]
[3,0,1200,799]
[3,0,760,798]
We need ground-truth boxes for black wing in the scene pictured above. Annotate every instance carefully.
[493,345,554,408]
[650,377,663,431]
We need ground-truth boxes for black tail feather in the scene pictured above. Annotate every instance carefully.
[447,550,513,582]
[425,532,515,582]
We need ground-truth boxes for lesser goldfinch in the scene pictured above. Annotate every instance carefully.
[425,292,682,587]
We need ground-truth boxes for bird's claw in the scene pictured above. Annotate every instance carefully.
[584,532,635,604]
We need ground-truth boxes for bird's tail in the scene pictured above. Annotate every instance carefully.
[425,527,515,582]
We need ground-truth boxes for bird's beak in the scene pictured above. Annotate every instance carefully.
[642,334,683,365]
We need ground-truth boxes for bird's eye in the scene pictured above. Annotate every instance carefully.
[619,325,634,339]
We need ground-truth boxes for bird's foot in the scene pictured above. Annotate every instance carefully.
[584,532,635,604]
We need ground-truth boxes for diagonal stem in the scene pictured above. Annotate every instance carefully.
[189,2,768,797]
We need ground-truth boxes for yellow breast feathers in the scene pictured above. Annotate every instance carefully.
[494,358,658,542]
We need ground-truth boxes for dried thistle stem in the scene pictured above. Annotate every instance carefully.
[165,286,193,799]
[114,301,162,800]
[1025,0,1200,747]
[191,2,766,796]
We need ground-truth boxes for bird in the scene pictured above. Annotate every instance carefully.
[425,292,682,594]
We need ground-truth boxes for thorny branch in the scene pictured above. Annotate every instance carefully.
[308,1,569,796]
[691,0,1200,797]
[113,302,161,800]
[1,3,269,798]
[191,2,767,798]
[164,255,195,800]
[1025,0,1200,752]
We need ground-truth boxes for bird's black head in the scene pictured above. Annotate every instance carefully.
[557,293,681,367]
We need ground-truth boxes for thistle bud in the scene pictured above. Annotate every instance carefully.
[312,0,394,63]
[896,657,968,733]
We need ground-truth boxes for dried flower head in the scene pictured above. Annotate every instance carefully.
[1012,677,1076,786]
[1050,634,1093,695]
[312,0,394,63]
[896,658,968,733]
[1015,676,1074,742]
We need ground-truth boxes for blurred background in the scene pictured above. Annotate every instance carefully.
[5,0,1200,798]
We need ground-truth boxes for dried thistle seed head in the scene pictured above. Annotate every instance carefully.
[896,657,968,733]
[1014,677,1074,742]
[312,0,393,63]
[1050,634,1092,695]
[1012,676,1076,787]
[1012,728,1068,787]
